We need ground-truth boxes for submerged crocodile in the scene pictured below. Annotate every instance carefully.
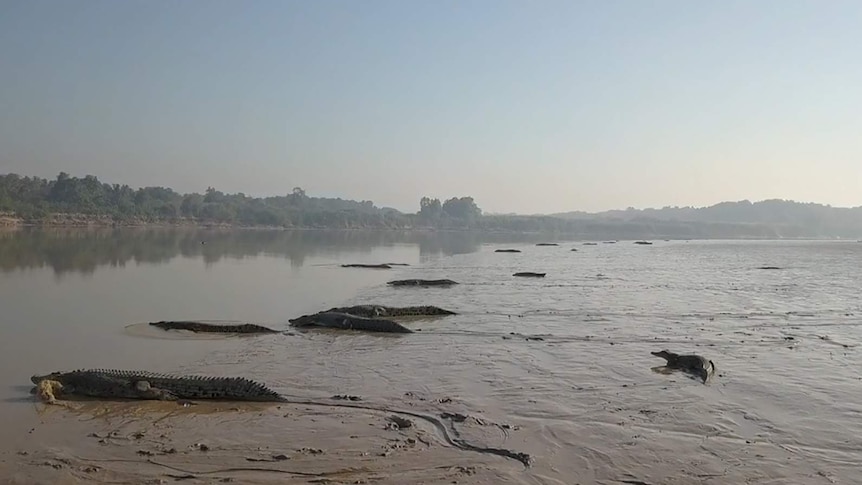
[387,279,458,287]
[651,350,715,383]
[289,311,413,333]
[326,305,457,318]
[149,321,280,334]
[30,369,532,467]
[513,272,546,278]
[495,249,521,253]
[148,306,455,336]
[341,263,392,269]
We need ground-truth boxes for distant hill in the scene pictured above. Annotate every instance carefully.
[550,199,862,238]
[552,199,862,223]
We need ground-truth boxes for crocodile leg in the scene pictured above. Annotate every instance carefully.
[133,380,179,401]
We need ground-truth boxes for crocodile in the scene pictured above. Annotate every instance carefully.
[495,249,521,253]
[288,311,413,333]
[341,263,392,269]
[535,243,559,246]
[29,369,532,467]
[149,321,281,334]
[387,279,458,287]
[31,369,284,402]
[513,272,546,278]
[326,305,457,318]
[651,350,715,383]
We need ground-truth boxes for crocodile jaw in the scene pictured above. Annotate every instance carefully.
[31,372,63,385]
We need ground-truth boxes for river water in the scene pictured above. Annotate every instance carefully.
[1,228,860,484]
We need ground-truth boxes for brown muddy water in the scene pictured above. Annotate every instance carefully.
[1,228,861,484]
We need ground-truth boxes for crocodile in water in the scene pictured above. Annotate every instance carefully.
[513,272,546,278]
[341,263,392,269]
[288,311,413,333]
[30,369,532,467]
[495,249,521,253]
[149,321,281,334]
[326,305,457,318]
[387,279,458,287]
[149,306,455,335]
[651,350,715,383]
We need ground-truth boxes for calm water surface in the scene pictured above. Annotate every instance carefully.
[1,228,860,484]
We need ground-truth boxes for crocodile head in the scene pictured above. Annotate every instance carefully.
[650,350,676,362]
[288,313,318,327]
[31,372,64,385]
[289,311,358,329]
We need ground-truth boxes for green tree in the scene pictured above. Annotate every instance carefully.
[180,193,204,218]
[419,197,443,220]
[442,196,482,220]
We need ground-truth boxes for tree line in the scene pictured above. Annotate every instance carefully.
[0,172,484,229]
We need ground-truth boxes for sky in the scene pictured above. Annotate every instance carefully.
[1,0,860,214]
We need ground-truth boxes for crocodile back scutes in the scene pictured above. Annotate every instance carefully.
[59,369,283,400]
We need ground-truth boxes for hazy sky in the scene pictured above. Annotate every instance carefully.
[1,1,860,214]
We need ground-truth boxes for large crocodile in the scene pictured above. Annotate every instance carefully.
[31,369,284,402]
[326,304,457,318]
[651,350,715,383]
[30,369,532,467]
[149,321,281,334]
[289,311,413,333]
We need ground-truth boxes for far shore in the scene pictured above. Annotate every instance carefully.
[2,212,860,241]
[0,212,541,235]
[0,212,416,231]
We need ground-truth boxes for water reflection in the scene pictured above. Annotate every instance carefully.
[0,227,563,275]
